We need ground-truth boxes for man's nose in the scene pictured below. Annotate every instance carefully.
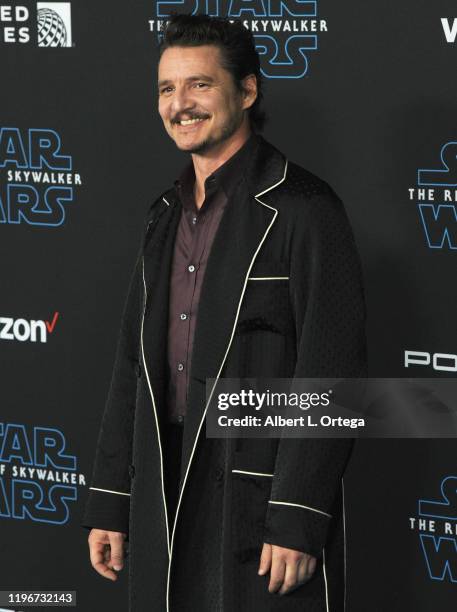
[170,87,194,115]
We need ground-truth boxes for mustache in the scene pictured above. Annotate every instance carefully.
[171,112,210,124]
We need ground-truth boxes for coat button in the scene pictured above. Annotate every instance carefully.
[215,468,224,482]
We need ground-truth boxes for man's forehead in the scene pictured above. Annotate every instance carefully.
[158,44,222,74]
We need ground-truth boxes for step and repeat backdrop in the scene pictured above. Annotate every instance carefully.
[1,0,456,610]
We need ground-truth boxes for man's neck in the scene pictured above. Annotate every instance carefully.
[191,125,252,209]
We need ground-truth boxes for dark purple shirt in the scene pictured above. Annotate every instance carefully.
[166,133,259,424]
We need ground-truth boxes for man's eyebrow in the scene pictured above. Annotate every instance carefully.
[157,75,215,88]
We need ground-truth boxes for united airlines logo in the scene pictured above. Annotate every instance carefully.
[0,127,81,227]
[149,0,328,78]
[37,2,72,47]
[408,141,457,250]
[0,2,73,46]
[409,476,457,583]
[0,422,85,524]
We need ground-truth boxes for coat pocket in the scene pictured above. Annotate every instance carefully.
[231,469,273,563]
[237,260,293,336]
[247,259,290,281]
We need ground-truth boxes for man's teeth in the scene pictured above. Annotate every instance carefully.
[179,117,205,126]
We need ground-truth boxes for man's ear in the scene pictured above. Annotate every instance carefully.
[241,74,258,110]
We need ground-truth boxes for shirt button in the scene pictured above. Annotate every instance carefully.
[192,216,197,224]
[180,313,188,320]
[177,415,184,423]
[177,363,184,371]
[188,264,195,272]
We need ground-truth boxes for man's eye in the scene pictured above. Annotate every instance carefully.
[194,82,208,89]
[160,86,173,94]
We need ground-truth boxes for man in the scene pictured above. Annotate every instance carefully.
[82,13,366,612]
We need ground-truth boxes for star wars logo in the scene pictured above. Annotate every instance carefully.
[0,127,81,226]
[149,0,328,78]
[408,141,457,250]
[0,422,85,524]
[409,476,457,583]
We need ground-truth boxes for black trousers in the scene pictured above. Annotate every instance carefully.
[163,422,184,527]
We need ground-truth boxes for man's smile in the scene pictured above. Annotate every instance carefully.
[173,116,210,133]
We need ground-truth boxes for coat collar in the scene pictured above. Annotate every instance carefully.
[173,130,261,212]
[140,134,288,558]
[157,133,287,211]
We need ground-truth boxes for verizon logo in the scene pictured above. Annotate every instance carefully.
[441,18,457,43]
[0,311,59,343]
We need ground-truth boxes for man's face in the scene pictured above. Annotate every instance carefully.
[157,45,247,154]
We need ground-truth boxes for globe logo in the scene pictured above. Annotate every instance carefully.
[37,8,67,47]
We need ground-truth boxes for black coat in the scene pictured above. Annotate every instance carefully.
[81,135,367,611]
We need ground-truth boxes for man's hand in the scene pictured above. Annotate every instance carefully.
[88,528,127,581]
[258,543,317,595]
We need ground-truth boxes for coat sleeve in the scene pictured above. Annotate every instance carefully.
[263,183,367,559]
[80,215,151,537]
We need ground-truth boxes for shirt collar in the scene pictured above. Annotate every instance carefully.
[174,132,260,211]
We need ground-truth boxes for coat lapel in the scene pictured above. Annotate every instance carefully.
[141,195,182,423]
[140,136,289,572]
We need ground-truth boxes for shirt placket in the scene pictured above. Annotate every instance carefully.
[177,203,213,422]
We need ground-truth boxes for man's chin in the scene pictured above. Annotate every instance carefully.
[174,136,213,155]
